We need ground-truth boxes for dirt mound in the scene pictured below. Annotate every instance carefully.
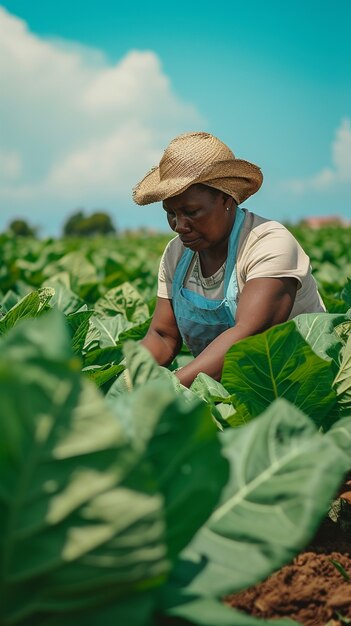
[225,517,351,626]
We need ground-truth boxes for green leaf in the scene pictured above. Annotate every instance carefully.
[94,282,149,323]
[124,341,164,386]
[0,314,169,625]
[0,313,228,625]
[329,558,350,581]
[190,374,236,429]
[190,373,231,403]
[83,345,124,367]
[40,592,157,626]
[0,288,54,336]
[333,335,351,416]
[293,311,350,369]
[160,593,298,626]
[0,308,72,363]
[120,342,195,401]
[43,273,85,315]
[323,294,350,314]
[335,321,351,343]
[85,314,131,350]
[221,321,336,428]
[43,251,98,291]
[66,310,94,356]
[112,379,229,561]
[315,262,351,286]
[83,363,124,387]
[171,399,349,598]
[119,317,152,342]
[341,278,351,307]
[104,341,195,406]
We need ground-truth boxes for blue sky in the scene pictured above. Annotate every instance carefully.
[1,0,350,234]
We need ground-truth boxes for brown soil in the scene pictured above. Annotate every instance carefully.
[225,498,351,626]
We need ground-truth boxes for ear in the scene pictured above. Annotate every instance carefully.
[220,192,230,205]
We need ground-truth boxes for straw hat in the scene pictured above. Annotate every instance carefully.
[133,131,263,205]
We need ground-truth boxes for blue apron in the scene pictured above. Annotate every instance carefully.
[172,207,246,357]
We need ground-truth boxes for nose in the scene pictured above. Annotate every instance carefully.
[174,214,191,234]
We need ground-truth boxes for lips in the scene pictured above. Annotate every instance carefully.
[180,236,201,246]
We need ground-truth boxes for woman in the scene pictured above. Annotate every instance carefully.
[133,132,325,388]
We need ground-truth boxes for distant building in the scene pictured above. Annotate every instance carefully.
[300,215,350,229]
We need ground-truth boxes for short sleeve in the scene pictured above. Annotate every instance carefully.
[241,223,311,286]
[157,237,183,299]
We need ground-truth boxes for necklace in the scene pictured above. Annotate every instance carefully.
[194,253,226,288]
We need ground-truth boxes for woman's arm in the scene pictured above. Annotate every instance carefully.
[175,276,298,387]
[141,297,183,366]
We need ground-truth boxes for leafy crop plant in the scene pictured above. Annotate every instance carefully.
[1,310,351,626]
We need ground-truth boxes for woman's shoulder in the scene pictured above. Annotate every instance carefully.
[162,235,184,259]
[160,235,184,276]
[241,208,291,239]
[239,209,299,256]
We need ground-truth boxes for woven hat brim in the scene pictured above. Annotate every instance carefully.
[133,158,263,206]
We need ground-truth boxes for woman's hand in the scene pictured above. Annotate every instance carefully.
[175,276,298,387]
[141,297,182,366]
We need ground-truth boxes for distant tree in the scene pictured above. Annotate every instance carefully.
[8,219,37,237]
[86,212,116,235]
[63,210,117,236]
[62,211,85,236]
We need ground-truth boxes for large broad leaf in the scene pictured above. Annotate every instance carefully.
[315,262,351,286]
[42,251,98,291]
[65,310,94,355]
[165,399,349,604]
[15,242,65,276]
[39,592,157,626]
[221,321,336,428]
[333,334,351,417]
[83,345,124,367]
[322,293,350,314]
[190,373,230,404]
[112,381,229,562]
[115,341,196,403]
[124,340,165,386]
[0,287,54,335]
[0,313,168,625]
[43,273,85,315]
[107,341,229,559]
[94,282,149,323]
[293,310,350,369]
[84,314,131,351]
[83,363,124,387]
[0,313,228,626]
[190,373,236,430]
[119,317,152,342]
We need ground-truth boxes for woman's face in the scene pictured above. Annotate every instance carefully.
[162,185,235,253]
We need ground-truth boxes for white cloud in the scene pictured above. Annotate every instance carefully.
[45,123,161,194]
[0,7,203,230]
[0,150,22,181]
[282,118,351,194]
[333,118,351,182]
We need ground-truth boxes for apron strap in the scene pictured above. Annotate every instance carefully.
[223,206,246,291]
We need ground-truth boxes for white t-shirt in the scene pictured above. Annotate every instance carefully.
[157,209,325,318]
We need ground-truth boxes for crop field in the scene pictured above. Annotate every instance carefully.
[0,224,351,626]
